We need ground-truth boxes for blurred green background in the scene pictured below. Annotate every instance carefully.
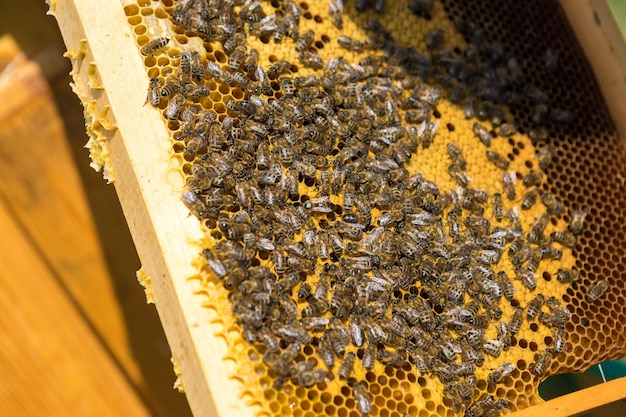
[539,358,626,416]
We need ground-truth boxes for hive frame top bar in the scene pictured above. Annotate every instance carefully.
[51,1,252,416]
[50,0,626,416]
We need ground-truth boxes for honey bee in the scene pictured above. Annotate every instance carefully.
[140,37,169,56]
[472,122,492,147]
[353,382,372,415]
[425,27,444,50]
[268,60,292,78]
[526,294,545,320]
[556,268,580,283]
[185,84,210,99]
[298,369,330,387]
[206,61,231,84]
[146,77,162,106]
[537,145,556,170]
[498,122,516,137]
[299,51,324,69]
[568,206,588,235]
[541,192,565,215]
[521,187,541,210]
[550,230,577,248]
[488,362,515,384]
[338,351,356,380]
[502,172,516,201]
[409,0,434,14]
[553,326,566,353]
[465,394,495,417]
[338,35,365,52]
[329,0,344,29]
[487,192,505,223]
[362,343,376,371]
[295,29,315,52]
[522,170,543,187]
[279,76,296,97]
[166,93,185,121]
[501,310,521,341]
[532,349,553,376]
[486,150,510,170]
[200,247,226,279]
[586,279,609,303]
[228,45,247,72]
[160,77,182,97]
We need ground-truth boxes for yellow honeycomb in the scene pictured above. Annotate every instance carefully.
[120,0,625,416]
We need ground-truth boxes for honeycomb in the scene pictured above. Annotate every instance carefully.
[120,0,626,416]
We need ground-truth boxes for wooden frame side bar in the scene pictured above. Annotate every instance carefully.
[560,0,626,141]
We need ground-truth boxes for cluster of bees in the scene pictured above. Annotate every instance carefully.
[137,0,611,415]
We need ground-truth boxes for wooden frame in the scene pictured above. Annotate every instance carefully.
[50,0,626,416]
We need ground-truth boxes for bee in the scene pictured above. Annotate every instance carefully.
[568,207,588,235]
[489,192,505,222]
[338,351,356,380]
[425,27,444,50]
[353,382,372,415]
[539,306,571,328]
[421,121,439,148]
[556,268,580,283]
[222,32,245,54]
[224,265,246,291]
[498,122,516,137]
[541,192,565,215]
[497,271,515,301]
[140,37,169,56]
[317,336,335,369]
[279,76,296,97]
[338,35,365,52]
[362,343,376,371]
[207,61,233,84]
[409,0,434,14]
[160,77,182,97]
[295,29,315,52]
[472,122,492,147]
[166,93,185,121]
[537,145,556,170]
[541,245,562,260]
[502,172,516,201]
[179,51,193,81]
[488,362,515,384]
[146,77,162,106]
[185,84,211,99]
[486,150,510,170]
[532,349,553,376]
[299,51,324,69]
[509,307,523,335]
[526,294,545,320]
[550,231,577,248]
[446,143,467,169]
[586,279,609,302]
[521,188,540,210]
[523,170,544,188]
[554,326,566,353]
[465,394,495,417]
[328,326,350,356]
[228,45,246,72]
[298,369,330,387]
[268,60,292,78]
[201,248,226,279]
[240,48,259,74]
[329,0,344,29]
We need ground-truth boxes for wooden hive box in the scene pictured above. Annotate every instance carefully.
[50,0,626,416]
